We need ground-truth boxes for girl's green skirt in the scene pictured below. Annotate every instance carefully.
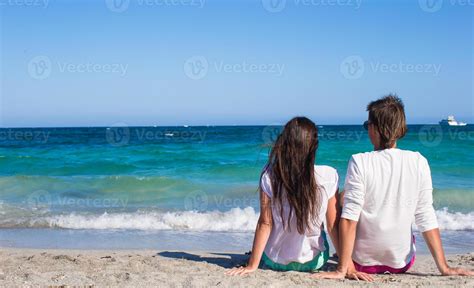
[261,231,330,272]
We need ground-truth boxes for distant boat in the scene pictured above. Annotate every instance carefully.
[439,116,467,126]
[183,125,189,128]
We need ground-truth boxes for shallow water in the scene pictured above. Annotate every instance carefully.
[0,125,472,251]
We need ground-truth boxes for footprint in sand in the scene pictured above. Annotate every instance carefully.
[53,255,77,263]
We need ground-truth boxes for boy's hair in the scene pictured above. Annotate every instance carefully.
[367,94,407,149]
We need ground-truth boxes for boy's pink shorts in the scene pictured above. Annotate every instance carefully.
[353,236,416,274]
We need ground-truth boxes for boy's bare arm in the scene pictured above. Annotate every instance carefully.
[423,228,474,276]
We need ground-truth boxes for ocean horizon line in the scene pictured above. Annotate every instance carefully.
[1,123,471,129]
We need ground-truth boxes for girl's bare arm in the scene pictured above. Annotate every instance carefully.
[226,189,272,276]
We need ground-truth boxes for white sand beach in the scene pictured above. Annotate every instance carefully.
[0,248,472,287]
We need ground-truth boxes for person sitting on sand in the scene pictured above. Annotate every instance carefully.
[315,95,474,281]
[227,117,370,279]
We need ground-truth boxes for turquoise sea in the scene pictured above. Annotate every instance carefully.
[0,125,473,252]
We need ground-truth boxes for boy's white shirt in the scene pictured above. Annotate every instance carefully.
[342,148,439,268]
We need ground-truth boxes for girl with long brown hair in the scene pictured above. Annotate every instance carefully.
[227,117,341,274]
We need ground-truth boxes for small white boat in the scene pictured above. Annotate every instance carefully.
[439,116,467,126]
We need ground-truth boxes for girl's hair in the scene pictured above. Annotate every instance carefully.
[260,117,320,234]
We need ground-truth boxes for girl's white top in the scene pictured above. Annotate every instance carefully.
[261,165,339,265]
[342,148,439,268]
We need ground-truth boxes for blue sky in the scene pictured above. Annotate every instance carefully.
[0,0,472,127]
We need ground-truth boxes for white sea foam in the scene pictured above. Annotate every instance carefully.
[2,207,473,232]
[43,208,474,231]
[43,207,259,231]
[435,208,474,231]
